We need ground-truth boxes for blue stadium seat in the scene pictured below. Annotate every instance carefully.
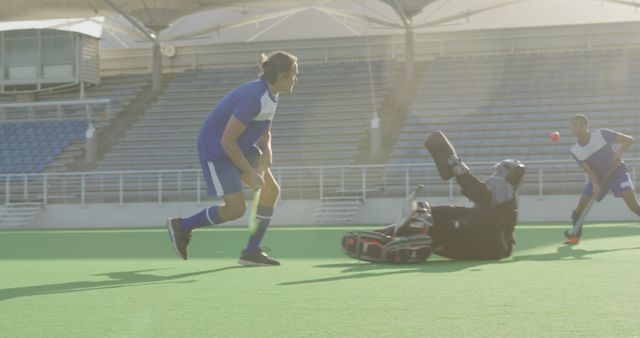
[0,118,88,174]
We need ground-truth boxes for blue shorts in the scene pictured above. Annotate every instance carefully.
[583,163,635,198]
[200,147,261,197]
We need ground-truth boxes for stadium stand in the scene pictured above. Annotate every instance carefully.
[390,49,640,165]
[0,119,88,174]
[96,61,397,171]
[0,74,151,173]
[36,74,151,129]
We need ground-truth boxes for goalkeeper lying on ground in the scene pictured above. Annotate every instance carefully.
[342,131,525,263]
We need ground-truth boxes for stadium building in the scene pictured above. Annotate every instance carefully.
[1,0,639,227]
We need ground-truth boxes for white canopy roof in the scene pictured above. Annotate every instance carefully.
[1,0,639,48]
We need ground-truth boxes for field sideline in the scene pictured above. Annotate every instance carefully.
[1,223,639,337]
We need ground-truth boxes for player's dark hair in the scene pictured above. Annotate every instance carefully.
[571,114,588,124]
[259,51,297,84]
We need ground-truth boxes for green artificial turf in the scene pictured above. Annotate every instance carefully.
[1,223,639,337]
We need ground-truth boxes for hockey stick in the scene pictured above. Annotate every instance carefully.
[248,189,261,235]
[394,184,423,237]
[248,167,265,235]
[566,164,619,238]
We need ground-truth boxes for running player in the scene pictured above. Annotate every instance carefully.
[166,51,298,265]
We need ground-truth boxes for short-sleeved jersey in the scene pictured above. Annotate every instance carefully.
[570,128,622,180]
[197,80,277,160]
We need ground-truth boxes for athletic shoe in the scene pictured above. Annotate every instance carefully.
[238,248,280,266]
[166,218,191,260]
[563,235,580,245]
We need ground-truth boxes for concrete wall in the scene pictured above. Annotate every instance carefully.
[27,194,639,229]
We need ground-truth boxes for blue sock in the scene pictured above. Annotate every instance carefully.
[180,205,222,231]
[245,205,274,252]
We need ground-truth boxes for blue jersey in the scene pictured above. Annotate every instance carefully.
[197,80,277,160]
[570,128,624,180]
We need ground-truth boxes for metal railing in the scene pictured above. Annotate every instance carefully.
[0,99,112,122]
[1,159,637,206]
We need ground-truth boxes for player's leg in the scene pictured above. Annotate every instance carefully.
[573,192,593,222]
[563,192,592,244]
[216,192,248,220]
[237,145,281,266]
[621,190,640,216]
[424,130,466,180]
[424,131,493,204]
[569,180,593,233]
[258,167,280,206]
[181,158,246,228]
[166,158,244,260]
[454,171,493,205]
[571,182,593,224]
[239,168,281,266]
[608,167,640,216]
[566,166,633,244]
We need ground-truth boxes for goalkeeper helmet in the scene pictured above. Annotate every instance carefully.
[493,159,525,188]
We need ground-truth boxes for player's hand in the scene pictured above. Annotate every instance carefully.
[248,170,264,191]
[612,153,623,167]
[260,151,272,169]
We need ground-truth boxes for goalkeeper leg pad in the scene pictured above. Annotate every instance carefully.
[342,231,391,263]
[382,234,433,264]
[424,131,464,180]
[342,231,432,264]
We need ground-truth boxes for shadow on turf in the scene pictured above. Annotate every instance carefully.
[0,266,242,302]
[510,244,640,261]
[279,245,640,286]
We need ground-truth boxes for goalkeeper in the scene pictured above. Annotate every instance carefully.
[342,131,525,262]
